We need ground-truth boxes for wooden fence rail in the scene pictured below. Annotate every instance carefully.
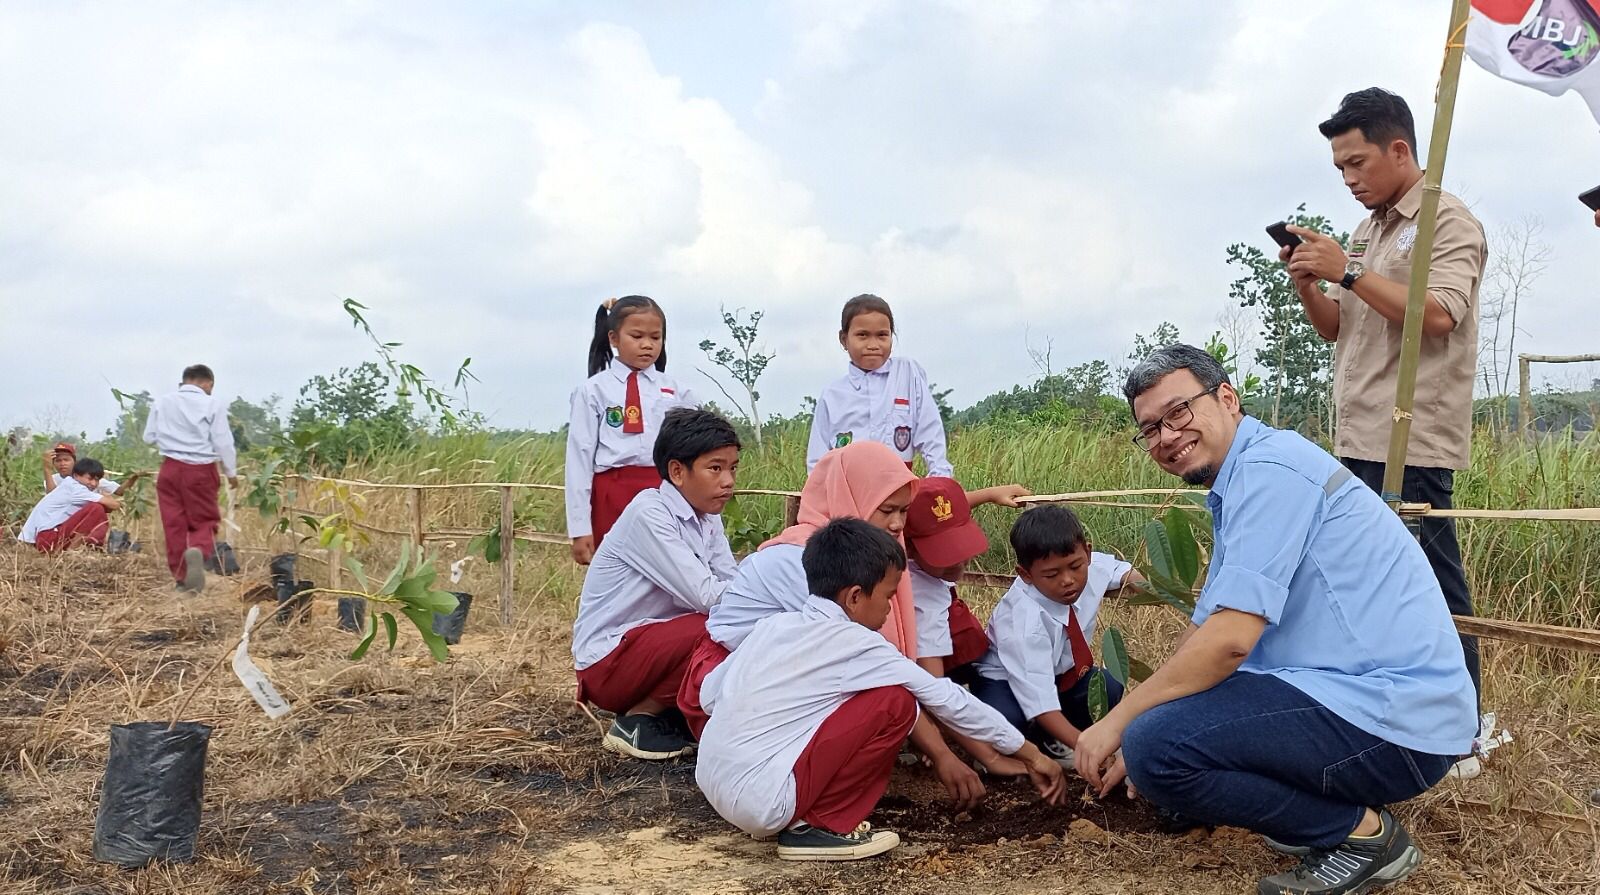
[273,473,1600,654]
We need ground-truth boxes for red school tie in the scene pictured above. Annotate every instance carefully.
[623,371,645,434]
[1055,609,1094,691]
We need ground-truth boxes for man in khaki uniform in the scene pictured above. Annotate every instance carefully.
[1282,88,1486,719]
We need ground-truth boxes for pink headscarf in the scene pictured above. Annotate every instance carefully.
[762,441,919,657]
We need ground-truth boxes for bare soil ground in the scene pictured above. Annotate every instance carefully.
[1,547,1597,894]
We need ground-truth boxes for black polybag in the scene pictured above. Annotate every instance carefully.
[268,553,297,588]
[337,596,366,632]
[431,592,473,645]
[92,721,211,867]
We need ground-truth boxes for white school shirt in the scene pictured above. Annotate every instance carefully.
[142,384,238,476]
[696,597,1025,838]
[564,359,699,538]
[704,543,807,651]
[19,479,104,544]
[909,561,957,660]
[972,553,1132,721]
[806,356,951,476]
[571,482,737,669]
[50,473,119,495]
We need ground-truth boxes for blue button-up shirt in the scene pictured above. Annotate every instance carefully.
[1195,415,1475,756]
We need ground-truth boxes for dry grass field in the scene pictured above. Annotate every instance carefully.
[0,538,1595,895]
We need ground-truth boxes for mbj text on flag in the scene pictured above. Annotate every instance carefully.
[1467,0,1600,123]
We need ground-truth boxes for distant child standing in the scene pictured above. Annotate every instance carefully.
[144,364,237,592]
[566,296,699,565]
[807,294,951,475]
[972,505,1141,763]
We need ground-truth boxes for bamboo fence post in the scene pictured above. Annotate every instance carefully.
[1379,0,1471,505]
[783,494,801,528]
[499,486,515,625]
[408,487,425,551]
[1519,355,1533,436]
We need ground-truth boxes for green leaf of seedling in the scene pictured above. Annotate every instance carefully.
[399,605,451,662]
[1127,657,1156,682]
[329,532,346,554]
[1127,577,1197,615]
[1101,627,1130,685]
[1163,509,1200,588]
[349,613,379,660]
[1144,519,1177,584]
[381,612,398,651]
[404,589,458,616]
[379,541,410,596]
[344,554,369,592]
[1087,670,1109,723]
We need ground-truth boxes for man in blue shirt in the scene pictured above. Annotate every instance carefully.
[1074,344,1475,895]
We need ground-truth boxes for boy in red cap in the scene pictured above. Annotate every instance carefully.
[42,443,130,496]
[904,476,1032,776]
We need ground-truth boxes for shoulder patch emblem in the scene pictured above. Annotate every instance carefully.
[1350,240,1368,258]
[893,425,912,451]
[604,406,624,428]
[834,431,853,448]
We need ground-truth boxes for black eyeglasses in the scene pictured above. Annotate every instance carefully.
[1132,385,1221,451]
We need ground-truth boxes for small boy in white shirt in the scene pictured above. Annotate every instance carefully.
[972,505,1142,763]
[572,408,740,762]
[697,518,1066,862]
[19,458,123,552]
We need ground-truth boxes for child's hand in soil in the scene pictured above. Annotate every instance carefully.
[1020,750,1067,806]
[974,752,1030,777]
[929,752,986,811]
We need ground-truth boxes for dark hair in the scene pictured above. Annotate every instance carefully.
[1122,343,1230,410]
[1009,505,1088,569]
[182,364,215,383]
[653,407,741,478]
[839,293,895,334]
[804,518,907,601]
[588,296,667,377]
[71,458,106,479]
[1317,88,1418,158]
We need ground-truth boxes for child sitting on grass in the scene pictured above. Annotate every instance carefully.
[971,504,1141,765]
[18,458,123,552]
[571,408,740,761]
[696,518,1065,861]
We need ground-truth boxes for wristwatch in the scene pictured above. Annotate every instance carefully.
[1340,260,1366,290]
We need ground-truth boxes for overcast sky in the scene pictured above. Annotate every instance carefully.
[3,0,1597,439]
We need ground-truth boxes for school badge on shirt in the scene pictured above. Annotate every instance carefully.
[893,425,912,451]
[604,406,624,428]
[834,432,853,448]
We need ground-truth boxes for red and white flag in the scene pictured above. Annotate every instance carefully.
[1467,0,1600,124]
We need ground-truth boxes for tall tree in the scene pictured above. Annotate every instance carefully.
[1225,204,1342,432]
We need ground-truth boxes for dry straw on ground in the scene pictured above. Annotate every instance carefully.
[0,541,1596,895]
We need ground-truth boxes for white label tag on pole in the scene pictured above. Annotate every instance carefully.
[233,606,291,719]
[450,556,471,584]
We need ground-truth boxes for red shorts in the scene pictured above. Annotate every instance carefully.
[575,613,706,714]
[34,503,110,552]
[676,633,732,740]
[591,466,662,549]
[791,686,918,833]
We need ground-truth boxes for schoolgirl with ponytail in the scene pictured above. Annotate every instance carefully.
[565,296,699,564]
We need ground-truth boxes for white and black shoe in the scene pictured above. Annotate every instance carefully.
[180,548,206,593]
[1256,809,1421,895]
[602,713,694,760]
[776,822,900,862]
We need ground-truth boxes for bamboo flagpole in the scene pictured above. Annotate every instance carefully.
[1381,0,1473,505]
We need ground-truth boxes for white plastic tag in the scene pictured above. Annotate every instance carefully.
[450,556,471,584]
[233,606,291,719]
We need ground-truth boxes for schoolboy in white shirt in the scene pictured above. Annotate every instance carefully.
[573,407,740,761]
[19,458,123,552]
[43,442,132,495]
[972,505,1139,762]
[696,518,1066,862]
[144,364,237,592]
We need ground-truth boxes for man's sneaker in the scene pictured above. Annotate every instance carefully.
[1256,809,1421,895]
[181,548,206,593]
[776,822,900,861]
[601,713,693,760]
[1038,736,1075,769]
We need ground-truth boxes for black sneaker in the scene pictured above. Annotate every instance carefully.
[1155,805,1207,835]
[602,713,693,760]
[776,822,900,862]
[1256,809,1422,895]
[1262,834,1314,857]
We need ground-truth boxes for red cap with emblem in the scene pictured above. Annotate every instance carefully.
[904,476,989,568]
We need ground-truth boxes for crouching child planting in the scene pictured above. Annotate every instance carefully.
[696,518,1066,862]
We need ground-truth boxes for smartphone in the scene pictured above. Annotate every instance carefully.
[1581,185,1600,212]
[1266,221,1302,251]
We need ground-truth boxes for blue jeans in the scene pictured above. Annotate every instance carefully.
[1122,671,1454,848]
[971,669,1124,741]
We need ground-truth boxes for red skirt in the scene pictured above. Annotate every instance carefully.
[591,465,662,548]
[948,596,991,668]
